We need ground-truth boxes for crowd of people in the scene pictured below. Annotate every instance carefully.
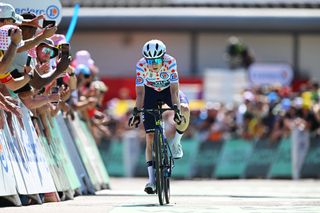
[189,83,320,144]
[2,2,319,149]
[101,82,320,146]
[0,3,110,144]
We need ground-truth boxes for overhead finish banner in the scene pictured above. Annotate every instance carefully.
[2,0,62,24]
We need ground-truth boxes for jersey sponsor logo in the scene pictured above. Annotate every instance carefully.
[170,73,178,81]
[160,72,169,80]
[146,77,156,82]
[146,80,170,88]
[136,77,144,85]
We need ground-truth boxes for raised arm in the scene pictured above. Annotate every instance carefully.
[0,28,22,74]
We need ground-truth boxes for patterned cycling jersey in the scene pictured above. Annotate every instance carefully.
[135,53,179,92]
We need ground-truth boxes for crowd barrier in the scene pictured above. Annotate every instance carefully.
[0,101,110,207]
[100,131,320,180]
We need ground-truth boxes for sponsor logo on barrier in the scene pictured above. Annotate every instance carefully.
[15,7,45,16]
[46,5,60,19]
[0,142,9,173]
[15,5,60,19]
[2,0,62,24]
[6,135,30,173]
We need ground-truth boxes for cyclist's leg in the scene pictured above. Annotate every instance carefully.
[161,88,190,132]
[170,90,190,159]
[143,86,158,193]
[176,90,190,132]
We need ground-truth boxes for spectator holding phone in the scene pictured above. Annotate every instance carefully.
[0,3,23,75]
[0,3,25,131]
[0,6,70,92]
[51,34,77,92]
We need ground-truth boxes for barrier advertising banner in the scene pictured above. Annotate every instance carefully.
[291,128,310,179]
[123,131,142,177]
[215,139,253,178]
[2,0,63,24]
[3,120,28,195]
[191,141,223,178]
[56,115,95,194]
[301,136,320,178]
[78,118,110,188]
[36,114,72,192]
[172,138,199,179]
[4,103,56,195]
[20,105,56,193]
[68,113,110,189]
[244,139,279,178]
[268,137,292,178]
[38,134,68,192]
[51,117,81,191]
[0,130,18,196]
[102,140,125,177]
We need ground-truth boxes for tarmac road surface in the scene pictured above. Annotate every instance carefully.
[2,178,320,213]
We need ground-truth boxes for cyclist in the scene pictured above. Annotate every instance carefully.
[129,39,190,194]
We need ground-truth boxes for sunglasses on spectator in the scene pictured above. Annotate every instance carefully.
[41,47,54,57]
[146,58,163,65]
[84,74,91,79]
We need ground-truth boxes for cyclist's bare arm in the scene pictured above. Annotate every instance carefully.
[135,86,145,109]
[170,83,180,109]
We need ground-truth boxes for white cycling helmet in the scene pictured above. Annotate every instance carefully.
[142,39,166,59]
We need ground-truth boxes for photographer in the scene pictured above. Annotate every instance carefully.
[225,36,255,70]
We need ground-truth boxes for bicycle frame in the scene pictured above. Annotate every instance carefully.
[135,102,174,205]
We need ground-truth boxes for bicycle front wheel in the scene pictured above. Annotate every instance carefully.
[164,172,170,204]
[154,129,165,205]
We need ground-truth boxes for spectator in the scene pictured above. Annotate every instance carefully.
[225,36,255,69]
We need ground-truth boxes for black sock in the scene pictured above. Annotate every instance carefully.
[146,161,153,167]
[176,129,184,135]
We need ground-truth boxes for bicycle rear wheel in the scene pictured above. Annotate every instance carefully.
[154,129,165,205]
[164,173,170,204]
[163,147,171,204]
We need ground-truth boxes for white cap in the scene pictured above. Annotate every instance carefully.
[75,50,95,67]
[0,3,24,24]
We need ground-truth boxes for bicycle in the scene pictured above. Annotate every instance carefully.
[133,102,178,205]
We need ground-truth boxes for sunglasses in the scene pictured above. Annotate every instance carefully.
[146,58,163,65]
[41,47,55,57]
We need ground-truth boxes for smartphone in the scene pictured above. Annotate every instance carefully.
[56,77,64,87]
[51,86,59,94]
[8,28,13,36]
[42,20,56,28]
[59,43,70,55]
[26,56,32,66]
